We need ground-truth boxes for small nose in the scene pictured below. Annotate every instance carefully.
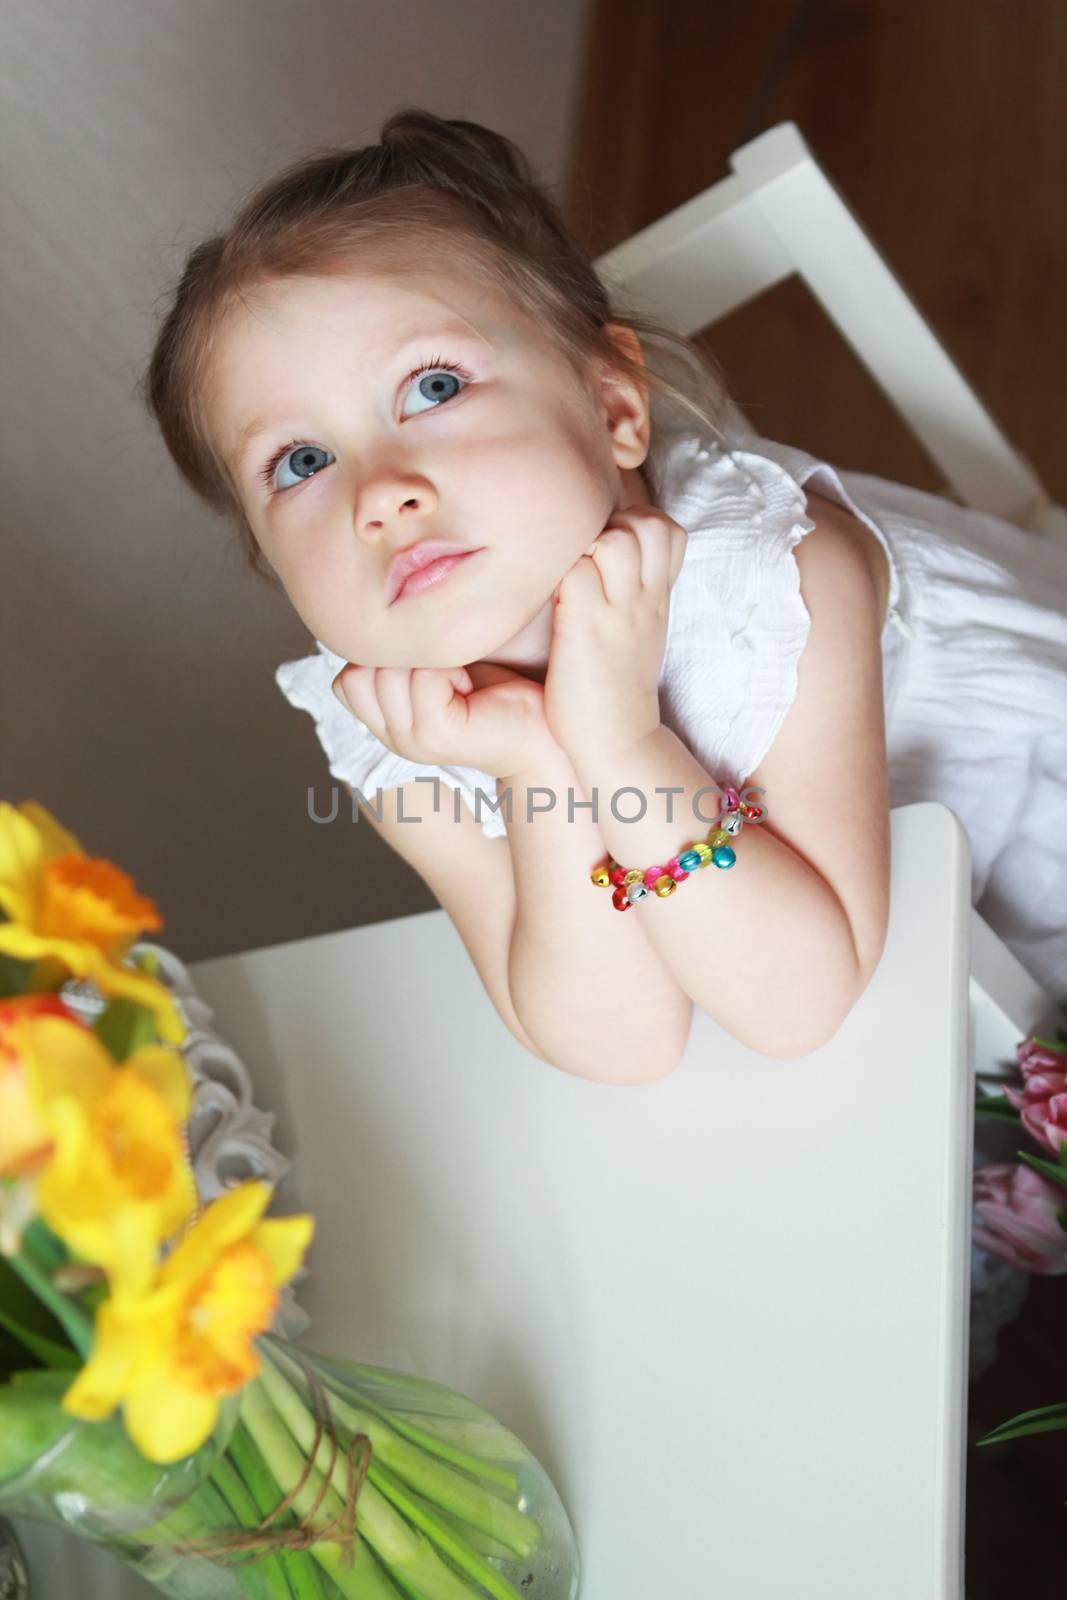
[355,475,437,544]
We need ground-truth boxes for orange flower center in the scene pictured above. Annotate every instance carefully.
[93,1075,183,1198]
[38,855,162,950]
[175,1242,279,1395]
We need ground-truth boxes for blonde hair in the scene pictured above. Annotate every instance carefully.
[141,106,735,590]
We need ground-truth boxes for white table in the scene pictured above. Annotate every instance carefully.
[16,801,975,1598]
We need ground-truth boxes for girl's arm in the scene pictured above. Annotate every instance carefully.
[501,737,695,1087]
[566,496,891,1060]
[345,762,692,1086]
[330,663,691,1084]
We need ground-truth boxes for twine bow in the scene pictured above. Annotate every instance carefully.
[173,1352,371,1570]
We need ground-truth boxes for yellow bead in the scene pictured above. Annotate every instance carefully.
[707,828,730,849]
[591,867,612,887]
[653,875,677,897]
[623,869,644,886]
[692,841,712,863]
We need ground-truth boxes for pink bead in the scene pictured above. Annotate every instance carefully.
[643,865,665,888]
[722,786,740,813]
[668,863,688,881]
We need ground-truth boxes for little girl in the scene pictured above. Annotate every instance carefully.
[143,105,1066,1376]
[143,107,1067,1076]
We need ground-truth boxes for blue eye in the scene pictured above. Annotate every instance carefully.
[400,357,468,416]
[264,442,334,493]
[257,356,471,497]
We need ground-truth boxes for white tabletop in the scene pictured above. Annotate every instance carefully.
[15,801,973,1599]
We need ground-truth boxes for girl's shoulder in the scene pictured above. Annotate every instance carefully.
[649,418,910,790]
[650,416,917,637]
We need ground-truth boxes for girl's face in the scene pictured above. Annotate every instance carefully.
[204,264,651,674]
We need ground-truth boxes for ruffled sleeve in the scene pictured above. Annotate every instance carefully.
[656,443,818,791]
[274,640,508,839]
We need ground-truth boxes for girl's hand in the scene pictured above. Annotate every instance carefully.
[331,660,555,781]
[544,506,688,763]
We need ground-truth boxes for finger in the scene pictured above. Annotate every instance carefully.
[555,551,606,612]
[372,667,418,748]
[465,661,525,691]
[584,527,642,605]
[409,666,470,746]
[626,513,672,594]
[332,664,389,743]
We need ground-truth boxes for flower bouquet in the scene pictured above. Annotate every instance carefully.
[972,1030,1067,1466]
[0,799,580,1598]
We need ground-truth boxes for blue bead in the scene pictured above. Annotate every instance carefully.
[712,846,736,869]
[678,850,702,871]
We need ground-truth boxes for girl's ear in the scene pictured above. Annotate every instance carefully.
[603,322,647,372]
[597,323,650,471]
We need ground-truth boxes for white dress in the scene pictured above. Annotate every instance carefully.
[275,412,1067,1004]
[276,412,1067,1379]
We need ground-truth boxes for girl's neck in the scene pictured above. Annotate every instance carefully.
[477,602,553,683]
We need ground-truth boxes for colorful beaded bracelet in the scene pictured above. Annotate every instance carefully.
[590,787,763,912]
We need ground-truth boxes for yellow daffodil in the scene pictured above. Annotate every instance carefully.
[0,800,185,1045]
[0,995,71,1176]
[13,1011,196,1290]
[62,1180,314,1463]
[0,993,80,1251]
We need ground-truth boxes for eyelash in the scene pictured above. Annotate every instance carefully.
[256,355,472,497]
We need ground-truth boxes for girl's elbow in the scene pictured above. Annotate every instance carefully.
[755,952,879,1060]
[546,1031,689,1087]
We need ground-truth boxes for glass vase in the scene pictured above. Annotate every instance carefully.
[0,1334,580,1600]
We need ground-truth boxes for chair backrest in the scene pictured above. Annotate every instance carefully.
[595,121,1065,540]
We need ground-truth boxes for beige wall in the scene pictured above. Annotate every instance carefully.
[2,0,591,962]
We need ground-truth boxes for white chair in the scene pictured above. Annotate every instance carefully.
[593,120,1066,1077]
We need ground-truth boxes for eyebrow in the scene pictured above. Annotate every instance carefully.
[228,322,485,480]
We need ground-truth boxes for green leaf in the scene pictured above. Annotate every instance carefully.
[0,1324,33,1384]
[974,1093,1021,1124]
[1056,1209,1067,1237]
[0,1254,77,1361]
[1031,1033,1067,1052]
[1017,1149,1067,1192]
[0,1306,79,1369]
[137,949,161,981]
[975,1401,1067,1447]
[0,948,33,999]
[7,1249,93,1360]
[22,1217,68,1273]
[0,1368,78,1480]
[92,994,158,1062]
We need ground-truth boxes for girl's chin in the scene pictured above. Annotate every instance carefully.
[420,603,555,672]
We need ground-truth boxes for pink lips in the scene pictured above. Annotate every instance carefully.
[386,541,480,605]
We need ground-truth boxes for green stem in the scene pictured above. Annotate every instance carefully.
[112,1474,282,1598]
[272,1349,518,1494]
[207,1450,298,1599]
[7,1250,93,1360]
[262,1348,537,1556]
[240,1379,479,1600]
[391,1488,520,1564]
[286,1351,522,1478]
[226,1421,326,1599]
[367,1457,530,1600]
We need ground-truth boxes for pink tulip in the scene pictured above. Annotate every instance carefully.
[1001,1036,1067,1158]
[972,1162,1067,1275]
